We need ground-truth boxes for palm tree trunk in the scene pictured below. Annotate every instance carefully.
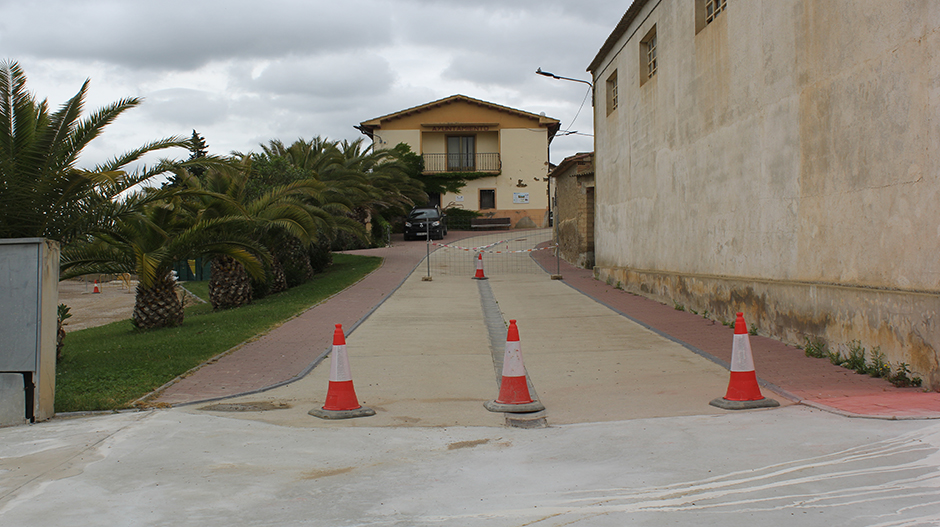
[132,271,184,329]
[269,255,288,294]
[209,255,253,309]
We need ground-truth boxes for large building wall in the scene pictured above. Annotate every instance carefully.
[375,130,420,152]
[591,1,940,387]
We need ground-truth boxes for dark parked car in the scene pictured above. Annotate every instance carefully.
[403,206,447,240]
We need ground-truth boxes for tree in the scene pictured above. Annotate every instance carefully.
[322,139,424,247]
[163,130,209,188]
[181,157,337,309]
[0,60,188,245]
[60,189,267,329]
[251,138,365,257]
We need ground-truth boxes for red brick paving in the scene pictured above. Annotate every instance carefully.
[531,247,940,419]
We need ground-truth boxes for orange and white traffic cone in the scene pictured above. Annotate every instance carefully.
[710,312,779,410]
[485,320,544,413]
[92,280,101,294]
[308,324,375,419]
[472,251,488,280]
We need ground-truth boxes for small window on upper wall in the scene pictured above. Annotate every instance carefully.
[696,0,727,33]
[640,25,657,86]
[606,71,618,115]
[706,0,727,24]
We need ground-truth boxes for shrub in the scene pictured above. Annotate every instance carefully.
[443,207,480,230]
[827,349,846,366]
[889,363,923,388]
[309,239,333,274]
[868,347,890,378]
[803,337,828,359]
[844,340,868,374]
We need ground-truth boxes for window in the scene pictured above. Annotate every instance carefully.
[640,25,657,86]
[447,136,475,171]
[479,189,495,210]
[696,0,727,33]
[606,71,618,115]
[706,0,727,24]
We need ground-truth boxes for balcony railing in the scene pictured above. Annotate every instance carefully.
[422,153,501,173]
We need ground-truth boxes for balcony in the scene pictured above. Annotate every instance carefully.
[422,153,501,173]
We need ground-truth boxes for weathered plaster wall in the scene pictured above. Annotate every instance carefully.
[591,0,940,386]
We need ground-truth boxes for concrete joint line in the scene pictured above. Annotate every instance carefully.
[476,279,542,402]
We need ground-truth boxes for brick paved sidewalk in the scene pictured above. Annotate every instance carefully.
[531,247,940,419]
[149,238,435,406]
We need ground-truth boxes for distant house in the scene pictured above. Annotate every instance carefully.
[357,95,560,228]
[588,1,940,388]
[549,152,595,269]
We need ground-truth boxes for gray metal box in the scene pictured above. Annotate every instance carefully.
[0,373,26,427]
[0,238,59,422]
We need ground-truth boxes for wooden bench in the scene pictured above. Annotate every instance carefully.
[470,217,512,229]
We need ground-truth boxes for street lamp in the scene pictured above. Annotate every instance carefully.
[536,68,596,280]
[535,67,594,89]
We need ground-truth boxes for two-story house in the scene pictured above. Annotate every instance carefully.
[357,95,560,228]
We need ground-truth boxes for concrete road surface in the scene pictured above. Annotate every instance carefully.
[2,406,939,526]
[9,232,939,525]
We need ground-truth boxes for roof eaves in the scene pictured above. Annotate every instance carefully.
[359,94,560,129]
[587,0,651,74]
[549,152,594,177]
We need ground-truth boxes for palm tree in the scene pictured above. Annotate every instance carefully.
[325,139,425,243]
[180,157,338,309]
[60,191,268,329]
[0,60,188,245]
[251,139,366,271]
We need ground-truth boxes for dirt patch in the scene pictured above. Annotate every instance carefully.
[58,278,138,331]
[447,439,491,450]
[58,278,205,331]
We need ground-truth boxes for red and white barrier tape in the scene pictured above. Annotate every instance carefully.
[432,242,557,254]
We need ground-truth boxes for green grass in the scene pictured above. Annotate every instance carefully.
[55,254,382,412]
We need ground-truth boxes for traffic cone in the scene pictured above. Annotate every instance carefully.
[92,280,101,294]
[308,324,375,419]
[710,313,779,410]
[485,320,545,413]
[472,251,488,280]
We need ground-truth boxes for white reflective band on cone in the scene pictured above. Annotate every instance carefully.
[330,344,353,382]
[730,334,755,372]
[502,341,525,377]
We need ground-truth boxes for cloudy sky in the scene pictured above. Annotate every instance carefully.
[1,0,627,172]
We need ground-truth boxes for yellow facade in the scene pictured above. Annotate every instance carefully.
[358,95,560,228]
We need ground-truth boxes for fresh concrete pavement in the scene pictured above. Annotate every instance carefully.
[3,231,940,525]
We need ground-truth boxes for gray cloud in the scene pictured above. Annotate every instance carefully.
[1,0,627,167]
[141,88,230,127]
[0,0,395,70]
[249,53,395,98]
